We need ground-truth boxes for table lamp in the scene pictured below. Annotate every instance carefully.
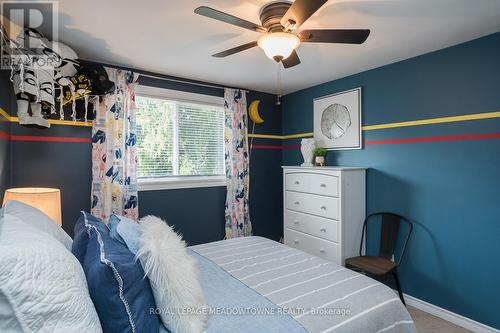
[3,188,62,226]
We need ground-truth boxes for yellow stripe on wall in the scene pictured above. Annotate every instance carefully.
[2,107,499,133]
[249,111,500,139]
[361,111,500,131]
[248,132,314,139]
[0,108,13,122]
[46,119,92,127]
[0,107,92,127]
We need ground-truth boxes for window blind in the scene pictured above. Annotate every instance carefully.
[136,95,224,179]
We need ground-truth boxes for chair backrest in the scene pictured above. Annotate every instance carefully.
[359,212,413,267]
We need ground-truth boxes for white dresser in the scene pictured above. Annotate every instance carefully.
[283,166,366,266]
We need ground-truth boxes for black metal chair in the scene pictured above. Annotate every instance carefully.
[345,212,413,305]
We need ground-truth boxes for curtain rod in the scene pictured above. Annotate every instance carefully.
[80,59,249,93]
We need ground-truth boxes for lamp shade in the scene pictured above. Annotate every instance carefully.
[3,188,62,226]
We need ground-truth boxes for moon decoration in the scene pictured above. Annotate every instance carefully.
[248,100,264,124]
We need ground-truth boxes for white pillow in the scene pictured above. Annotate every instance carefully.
[2,200,72,250]
[0,290,23,333]
[137,215,208,333]
[0,213,102,333]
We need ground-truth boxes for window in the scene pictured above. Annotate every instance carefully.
[135,86,225,190]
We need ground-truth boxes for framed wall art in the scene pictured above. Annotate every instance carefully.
[313,87,362,150]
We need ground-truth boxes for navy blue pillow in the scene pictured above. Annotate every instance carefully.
[72,212,161,333]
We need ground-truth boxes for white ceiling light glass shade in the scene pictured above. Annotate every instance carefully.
[257,32,300,61]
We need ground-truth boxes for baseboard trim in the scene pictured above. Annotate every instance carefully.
[402,293,500,333]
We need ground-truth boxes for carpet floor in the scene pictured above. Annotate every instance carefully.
[408,306,472,333]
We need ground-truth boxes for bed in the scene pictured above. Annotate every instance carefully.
[189,236,416,333]
[0,204,415,333]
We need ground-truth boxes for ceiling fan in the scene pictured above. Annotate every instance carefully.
[194,0,370,69]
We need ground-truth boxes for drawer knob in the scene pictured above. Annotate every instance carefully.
[320,206,327,210]
[320,183,327,188]
[320,228,326,232]
[293,220,300,225]
[319,248,326,253]
[294,240,299,244]
[294,201,300,205]
[294,180,300,185]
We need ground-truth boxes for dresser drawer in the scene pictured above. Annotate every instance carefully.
[285,228,341,264]
[285,210,340,242]
[285,172,339,197]
[285,191,339,220]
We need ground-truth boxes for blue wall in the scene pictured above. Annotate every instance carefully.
[1,70,282,244]
[9,124,92,236]
[3,31,498,328]
[247,91,283,241]
[0,69,92,234]
[0,71,12,195]
[282,32,500,328]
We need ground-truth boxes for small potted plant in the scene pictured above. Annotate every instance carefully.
[313,147,327,167]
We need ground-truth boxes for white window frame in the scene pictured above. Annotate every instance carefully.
[135,85,226,191]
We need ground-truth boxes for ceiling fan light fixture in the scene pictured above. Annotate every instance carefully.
[257,32,300,61]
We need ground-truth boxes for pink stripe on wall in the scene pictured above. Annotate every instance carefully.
[0,131,91,143]
[275,133,500,149]
[364,133,500,145]
[1,131,499,147]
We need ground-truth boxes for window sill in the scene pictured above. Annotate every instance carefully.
[138,176,226,191]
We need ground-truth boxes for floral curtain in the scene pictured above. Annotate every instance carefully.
[91,68,138,223]
[224,88,251,238]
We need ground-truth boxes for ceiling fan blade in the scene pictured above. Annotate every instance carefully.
[282,50,301,69]
[299,29,370,44]
[280,0,328,31]
[212,41,258,58]
[194,6,266,32]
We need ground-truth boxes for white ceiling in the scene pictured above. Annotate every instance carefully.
[50,0,500,94]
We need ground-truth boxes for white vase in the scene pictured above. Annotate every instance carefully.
[300,138,315,167]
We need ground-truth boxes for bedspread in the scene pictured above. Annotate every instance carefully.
[190,236,416,333]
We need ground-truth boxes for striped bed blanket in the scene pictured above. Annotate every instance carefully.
[190,236,415,333]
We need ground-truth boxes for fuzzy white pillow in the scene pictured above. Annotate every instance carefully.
[137,216,208,333]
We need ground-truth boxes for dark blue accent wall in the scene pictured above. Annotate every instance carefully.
[1,69,282,244]
[9,125,92,236]
[0,70,13,196]
[247,91,283,241]
[282,32,500,329]
[138,187,226,245]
